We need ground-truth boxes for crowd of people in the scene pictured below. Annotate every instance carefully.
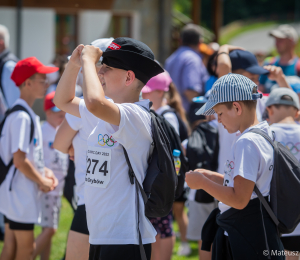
[0,20,299,260]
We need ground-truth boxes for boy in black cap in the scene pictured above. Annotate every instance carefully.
[54,38,163,260]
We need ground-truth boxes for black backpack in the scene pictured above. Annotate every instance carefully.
[122,111,178,260]
[250,128,300,234]
[0,105,34,187]
[187,122,219,203]
[151,110,188,199]
[161,108,188,142]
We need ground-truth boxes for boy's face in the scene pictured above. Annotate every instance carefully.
[214,103,242,133]
[239,71,259,85]
[98,63,129,99]
[29,73,49,99]
[46,110,66,128]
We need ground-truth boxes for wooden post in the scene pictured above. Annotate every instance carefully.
[212,0,223,42]
[192,0,201,25]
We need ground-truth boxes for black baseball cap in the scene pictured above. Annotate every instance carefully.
[102,37,164,84]
[229,50,269,75]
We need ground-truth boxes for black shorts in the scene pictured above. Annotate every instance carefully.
[70,204,89,235]
[174,188,187,203]
[4,216,34,231]
[89,244,151,260]
[281,236,300,252]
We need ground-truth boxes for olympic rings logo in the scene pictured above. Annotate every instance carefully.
[282,142,300,155]
[226,160,235,170]
[98,134,117,147]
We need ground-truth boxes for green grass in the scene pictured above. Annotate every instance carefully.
[0,198,73,260]
[219,21,277,45]
[0,199,200,259]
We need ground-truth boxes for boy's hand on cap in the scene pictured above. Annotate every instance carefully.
[264,65,284,81]
[81,45,103,65]
[185,170,205,189]
[69,44,85,68]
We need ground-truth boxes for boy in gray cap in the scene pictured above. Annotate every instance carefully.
[266,88,300,260]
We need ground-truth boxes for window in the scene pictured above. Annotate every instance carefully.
[108,14,132,38]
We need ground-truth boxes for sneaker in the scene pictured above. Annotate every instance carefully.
[177,242,191,256]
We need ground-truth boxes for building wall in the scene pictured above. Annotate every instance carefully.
[112,0,173,64]
[0,7,55,64]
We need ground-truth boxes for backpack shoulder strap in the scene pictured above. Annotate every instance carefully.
[8,105,34,143]
[296,58,300,77]
[160,108,176,117]
[122,146,148,260]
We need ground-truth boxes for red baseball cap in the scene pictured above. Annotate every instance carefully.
[44,91,60,112]
[11,57,59,87]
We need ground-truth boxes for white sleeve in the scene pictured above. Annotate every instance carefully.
[65,113,83,131]
[233,138,260,183]
[78,99,89,120]
[162,112,180,135]
[10,112,32,154]
[105,103,151,149]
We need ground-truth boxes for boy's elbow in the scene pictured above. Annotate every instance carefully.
[85,98,104,114]
[13,153,26,169]
[234,198,250,210]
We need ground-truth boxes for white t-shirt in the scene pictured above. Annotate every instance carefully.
[217,97,267,174]
[82,99,156,245]
[42,121,69,197]
[156,105,179,134]
[270,123,300,237]
[219,121,274,214]
[0,98,45,223]
[65,101,99,206]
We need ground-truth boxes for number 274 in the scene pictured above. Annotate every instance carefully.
[86,158,108,176]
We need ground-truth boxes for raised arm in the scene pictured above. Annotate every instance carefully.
[53,45,84,118]
[263,65,292,89]
[216,45,245,78]
[53,118,78,154]
[80,45,121,126]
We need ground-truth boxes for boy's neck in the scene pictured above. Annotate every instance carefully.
[20,91,36,108]
[46,119,57,129]
[239,110,260,133]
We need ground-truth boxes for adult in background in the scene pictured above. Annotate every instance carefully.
[165,24,209,114]
[0,24,19,118]
[0,24,18,241]
[260,24,300,93]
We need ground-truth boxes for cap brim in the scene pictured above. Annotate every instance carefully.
[195,101,218,115]
[269,30,287,39]
[51,106,61,112]
[141,86,152,93]
[246,65,269,75]
[103,50,164,75]
[36,66,59,74]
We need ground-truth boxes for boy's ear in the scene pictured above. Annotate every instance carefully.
[266,106,274,117]
[294,108,300,119]
[233,101,242,115]
[125,70,136,86]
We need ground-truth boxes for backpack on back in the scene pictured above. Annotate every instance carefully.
[151,110,188,199]
[0,105,34,186]
[187,122,219,203]
[250,128,300,234]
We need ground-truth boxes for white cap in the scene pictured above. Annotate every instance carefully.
[269,24,299,43]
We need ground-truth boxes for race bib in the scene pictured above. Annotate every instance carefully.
[85,146,111,188]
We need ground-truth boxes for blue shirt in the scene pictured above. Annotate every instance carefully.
[259,57,300,93]
[1,60,19,108]
[165,46,209,111]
